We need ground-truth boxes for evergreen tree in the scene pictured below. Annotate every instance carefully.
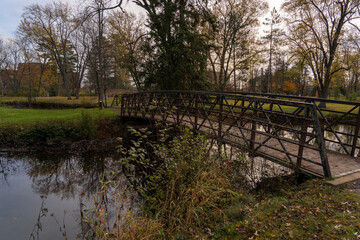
[134,0,212,90]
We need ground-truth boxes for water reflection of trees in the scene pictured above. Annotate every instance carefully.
[22,152,138,239]
[0,152,135,239]
[0,153,26,185]
[22,152,124,199]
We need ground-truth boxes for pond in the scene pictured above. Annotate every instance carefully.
[0,122,355,239]
[0,152,136,239]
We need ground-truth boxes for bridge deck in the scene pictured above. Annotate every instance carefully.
[111,106,360,178]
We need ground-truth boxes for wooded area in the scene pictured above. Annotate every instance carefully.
[1,0,360,105]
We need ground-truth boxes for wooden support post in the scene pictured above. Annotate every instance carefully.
[134,95,138,117]
[113,95,117,107]
[268,100,274,132]
[215,95,224,154]
[250,101,257,152]
[129,96,133,116]
[311,106,331,177]
[351,107,360,157]
[218,95,224,148]
[120,95,124,116]
[241,99,245,125]
[296,107,309,170]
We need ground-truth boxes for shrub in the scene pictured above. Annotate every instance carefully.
[18,122,79,144]
[114,126,245,238]
[77,111,98,139]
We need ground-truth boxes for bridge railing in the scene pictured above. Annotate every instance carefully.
[224,91,360,158]
[119,91,331,177]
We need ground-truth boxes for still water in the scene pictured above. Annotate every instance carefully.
[0,123,356,239]
[0,152,134,240]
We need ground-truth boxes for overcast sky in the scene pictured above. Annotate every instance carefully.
[0,0,284,40]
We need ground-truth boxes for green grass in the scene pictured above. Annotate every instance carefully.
[0,107,117,127]
[226,99,356,114]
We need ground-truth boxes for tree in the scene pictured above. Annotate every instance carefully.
[262,7,284,93]
[133,0,212,90]
[0,39,8,96]
[71,12,94,99]
[109,11,147,90]
[341,21,360,99]
[283,0,360,106]
[207,0,267,91]
[18,2,79,100]
[84,0,123,108]
[2,40,22,96]
[15,35,37,106]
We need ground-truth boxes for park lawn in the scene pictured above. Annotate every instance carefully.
[0,96,116,106]
[222,99,357,116]
[0,107,117,127]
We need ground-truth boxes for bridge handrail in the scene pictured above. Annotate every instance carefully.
[120,90,360,106]
[223,91,360,106]
[118,91,332,177]
[115,90,360,158]
[120,90,319,108]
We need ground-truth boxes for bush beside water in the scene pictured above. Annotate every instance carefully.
[0,111,121,150]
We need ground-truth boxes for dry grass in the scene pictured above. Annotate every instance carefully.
[84,180,163,240]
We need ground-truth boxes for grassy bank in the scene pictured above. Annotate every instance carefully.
[0,96,107,108]
[85,127,360,239]
[0,107,117,127]
[0,107,121,150]
[215,179,360,239]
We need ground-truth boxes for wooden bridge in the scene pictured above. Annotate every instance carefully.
[111,91,360,179]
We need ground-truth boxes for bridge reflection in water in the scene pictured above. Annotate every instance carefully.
[111,91,360,179]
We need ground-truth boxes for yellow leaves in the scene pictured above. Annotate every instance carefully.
[282,80,297,94]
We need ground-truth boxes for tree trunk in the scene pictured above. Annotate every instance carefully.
[103,88,107,108]
[75,84,80,99]
[37,80,42,97]
[97,8,104,109]
[0,76,4,96]
[318,87,328,108]
[64,76,72,100]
